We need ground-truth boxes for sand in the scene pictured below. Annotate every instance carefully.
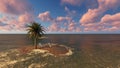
[0,43,73,68]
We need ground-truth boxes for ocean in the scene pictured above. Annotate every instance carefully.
[0,34,120,68]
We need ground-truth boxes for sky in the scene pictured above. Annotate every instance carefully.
[0,0,120,34]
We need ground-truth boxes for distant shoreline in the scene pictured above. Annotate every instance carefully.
[0,33,120,35]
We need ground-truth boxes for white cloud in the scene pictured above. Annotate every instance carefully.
[38,11,53,22]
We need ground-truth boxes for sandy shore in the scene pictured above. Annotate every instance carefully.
[0,43,73,68]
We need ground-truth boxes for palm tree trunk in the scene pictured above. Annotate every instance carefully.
[34,38,37,49]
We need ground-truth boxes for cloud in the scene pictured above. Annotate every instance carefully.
[66,21,81,32]
[79,0,120,32]
[0,25,11,31]
[83,23,104,31]
[0,16,8,28]
[48,23,60,32]
[0,20,19,31]
[98,0,120,9]
[0,15,32,31]
[0,14,34,32]
[80,0,120,24]
[0,0,32,15]
[0,16,8,22]
[38,11,53,22]
[107,27,119,31]
[56,16,72,22]
[64,6,76,17]
[18,12,34,23]
[38,11,70,23]
[76,27,81,32]
[0,0,34,32]
[0,13,33,31]
[0,22,7,26]
[38,11,80,32]
[101,13,120,29]
[47,21,81,32]
[101,13,120,24]
[68,22,76,31]
[38,11,72,24]
[7,19,27,31]
[80,8,105,24]
[81,12,120,32]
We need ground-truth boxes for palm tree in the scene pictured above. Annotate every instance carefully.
[27,22,44,49]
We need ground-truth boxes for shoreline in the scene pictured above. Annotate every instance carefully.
[19,43,73,57]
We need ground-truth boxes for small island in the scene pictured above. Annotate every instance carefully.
[0,43,73,68]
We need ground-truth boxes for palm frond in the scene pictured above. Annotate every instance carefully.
[27,22,45,39]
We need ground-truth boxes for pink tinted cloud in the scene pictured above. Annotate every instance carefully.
[98,0,120,9]
[18,12,34,23]
[38,11,53,22]
[38,11,72,23]
[82,12,120,32]
[60,28,67,32]
[39,11,82,32]
[0,25,11,31]
[76,27,81,32]
[67,22,82,32]
[0,0,31,15]
[0,0,34,32]
[56,16,72,22]
[83,23,105,31]
[48,23,60,32]
[103,27,119,31]
[101,13,120,30]
[101,13,120,23]
[0,14,32,31]
[38,11,79,32]
[80,8,105,24]
[0,20,18,31]
[80,0,120,24]
[79,0,120,32]
[0,12,34,31]
[7,19,26,31]
[0,16,8,22]
[68,22,76,31]
[47,21,81,32]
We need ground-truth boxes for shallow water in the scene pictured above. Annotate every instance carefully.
[0,34,120,68]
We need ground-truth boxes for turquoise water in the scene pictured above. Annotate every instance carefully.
[0,34,120,68]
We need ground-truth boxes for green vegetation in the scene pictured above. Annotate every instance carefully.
[27,22,45,49]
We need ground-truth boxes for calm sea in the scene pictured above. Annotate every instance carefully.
[0,34,120,67]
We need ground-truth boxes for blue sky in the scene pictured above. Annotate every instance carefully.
[0,0,120,34]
